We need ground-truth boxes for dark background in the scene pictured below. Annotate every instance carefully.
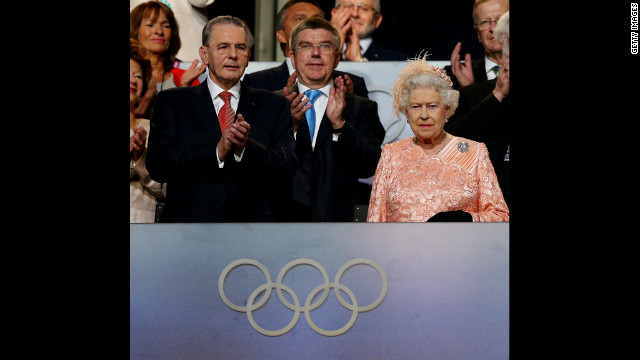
[206,0,485,61]
[1,3,635,359]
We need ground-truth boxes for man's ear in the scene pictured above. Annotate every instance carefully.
[374,13,383,29]
[199,46,209,65]
[276,30,287,45]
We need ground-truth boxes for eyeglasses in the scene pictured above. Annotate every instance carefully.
[336,2,377,13]
[475,17,501,30]
[295,42,336,54]
[212,43,250,55]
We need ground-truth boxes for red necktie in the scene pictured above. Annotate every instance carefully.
[218,91,235,132]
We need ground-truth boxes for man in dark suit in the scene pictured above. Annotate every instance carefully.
[444,0,509,89]
[242,0,369,98]
[330,0,408,62]
[277,16,385,222]
[445,11,510,206]
[146,16,295,222]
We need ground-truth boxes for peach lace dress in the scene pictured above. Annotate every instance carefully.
[367,135,509,222]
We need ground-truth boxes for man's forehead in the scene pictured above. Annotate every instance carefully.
[474,0,508,17]
[298,28,333,40]
[288,2,322,17]
[210,24,247,41]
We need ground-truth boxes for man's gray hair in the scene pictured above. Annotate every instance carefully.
[334,0,380,12]
[290,16,341,53]
[202,15,255,48]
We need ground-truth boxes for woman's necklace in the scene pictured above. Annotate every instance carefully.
[414,132,448,155]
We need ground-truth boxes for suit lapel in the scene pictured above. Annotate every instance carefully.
[238,82,258,125]
[275,61,290,86]
[473,57,488,82]
[313,113,332,151]
[289,84,313,150]
[363,43,376,60]
[191,81,224,140]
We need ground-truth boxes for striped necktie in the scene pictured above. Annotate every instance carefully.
[304,89,323,143]
[218,91,235,133]
[491,65,501,78]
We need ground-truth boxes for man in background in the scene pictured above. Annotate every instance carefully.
[330,0,408,61]
[444,0,509,89]
[243,0,370,98]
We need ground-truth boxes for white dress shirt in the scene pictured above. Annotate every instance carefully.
[485,57,500,80]
[206,77,244,166]
[296,82,334,150]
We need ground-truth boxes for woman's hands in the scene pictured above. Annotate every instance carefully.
[179,59,207,87]
[130,127,148,162]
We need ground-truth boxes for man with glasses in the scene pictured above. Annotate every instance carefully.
[277,16,385,221]
[445,0,509,89]
[146,16,295,222]
[243,0,369,98]
[330,0,407,61]
[445,11,510,207]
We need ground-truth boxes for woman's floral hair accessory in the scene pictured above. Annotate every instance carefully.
[391,51,455,118]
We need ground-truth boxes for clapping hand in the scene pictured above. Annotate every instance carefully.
[286,70,298,88]
[341,73,355,94]
[130,127,147,162]
[343,22,364,61]
[449,42,475,87]
[218,114,251,158]
[326,76,346,130]
[284,85,312,133]
[179,59,207,87]
[493,51,509,102]
[330,5,351,53]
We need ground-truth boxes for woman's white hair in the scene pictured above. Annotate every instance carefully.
[494,11,509,56]
[392,53,459,119]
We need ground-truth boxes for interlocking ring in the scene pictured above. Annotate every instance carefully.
[218,258,388,337]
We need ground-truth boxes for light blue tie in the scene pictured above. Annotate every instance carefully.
[304,89,322,143]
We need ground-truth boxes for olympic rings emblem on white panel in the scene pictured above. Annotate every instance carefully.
[218,258,388,337]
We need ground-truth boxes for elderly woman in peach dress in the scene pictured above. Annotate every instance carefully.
[367,55,509,222]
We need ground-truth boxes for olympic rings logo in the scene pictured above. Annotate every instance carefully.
[218,258,388,337]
